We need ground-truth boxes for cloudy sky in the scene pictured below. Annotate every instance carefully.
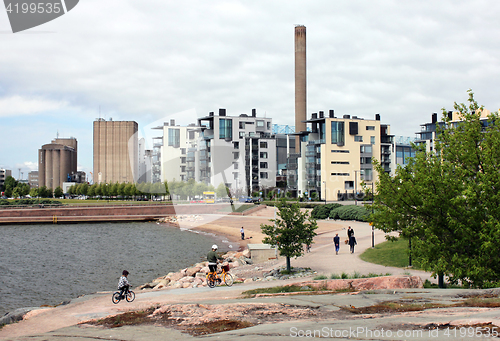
[1,0,500,180]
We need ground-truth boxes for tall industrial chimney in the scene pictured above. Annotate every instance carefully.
[294,25,307,152]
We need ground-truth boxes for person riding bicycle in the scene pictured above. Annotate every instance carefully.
[117,270,130,299]
[207,244,223,282]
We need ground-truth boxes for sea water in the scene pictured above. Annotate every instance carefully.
[0,222,232,316]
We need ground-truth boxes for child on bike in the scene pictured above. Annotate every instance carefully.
[207,245,223,282]
[117,270,130,299]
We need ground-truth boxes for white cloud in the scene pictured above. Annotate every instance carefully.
[0,96,67,117]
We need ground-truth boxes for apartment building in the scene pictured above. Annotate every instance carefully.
[303,110,394,201]
[415,110,494,152]
[197,108,276,196]
[155,120,201,183]
[0,169,12,189]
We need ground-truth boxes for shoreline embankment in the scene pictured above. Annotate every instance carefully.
[0,203,265,225]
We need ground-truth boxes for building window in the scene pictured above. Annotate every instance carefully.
[354,136,363,142]
[360,169,373,181]
[260,162,268,169]
[181,157,186,163]
[233,163,239,169]
[260,152,268,159]
[360,157,372,164]
[234,152,239,160]
[180,166,186,172]
[331,172,350,176]
[345,181,354,190]
[168,128,180,147]
[360,145,372,153]
[331,121,345,145]
[366,126,375,130]
[267,122,271,130]
[257,120,265,127]
[331,150,349,153]
[260,141,268,148]
[260,172,268,179]
[239,131,245,138]
[331,161,349,165]
[233,142,239,149]
[239,121,245,129]
[371,136,375,144]
[219,118,233,139]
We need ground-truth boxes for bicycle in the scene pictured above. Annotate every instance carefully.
[112,287,135,304]
[206,263,234,288]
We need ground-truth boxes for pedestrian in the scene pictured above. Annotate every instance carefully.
[240,226,245,240]
[347,226,354,238]
[349,233,357,253]
[333,233,340,255]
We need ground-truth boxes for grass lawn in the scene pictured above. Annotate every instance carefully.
[360,238,421,269]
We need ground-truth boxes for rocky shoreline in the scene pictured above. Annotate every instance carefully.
[137,248,317,290]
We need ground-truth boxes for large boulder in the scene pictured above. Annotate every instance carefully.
[166,272,184,282]
[185,266,202,277]
[153,279,170,290]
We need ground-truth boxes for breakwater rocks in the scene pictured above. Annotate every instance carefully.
[156,215,204,225]
[138,249,253,290]
[138,249,317,290]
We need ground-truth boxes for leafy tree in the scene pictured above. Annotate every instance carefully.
[370,90,500,288]
[89,184,96,197]
[54,186,64,198]
[216,182,229,199]
[4,176,17,189]
[29,188,39,198]
[261,198,318,272]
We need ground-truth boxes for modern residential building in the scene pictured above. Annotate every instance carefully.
[153,120,200,184]
[38,137,78,189]
[93,119,138,184]
[28,170,39,188]
[303,111,394,201]
[393,136,416,172]
[0,169,12,189]
[197,108,277,196]
[415,109,492,152]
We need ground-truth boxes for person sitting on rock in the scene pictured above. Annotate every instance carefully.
[117,270,130,299]
[207,244,223,281]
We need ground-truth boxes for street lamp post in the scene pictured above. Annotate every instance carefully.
[371,181,374,248]
[323,181,326,204]
[354,170,359,205]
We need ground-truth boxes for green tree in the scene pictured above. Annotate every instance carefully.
[216,182,228,199]
[29,188,39,198]
[54,186,64,198]
[261,198,318,272]
[370,90,500,288]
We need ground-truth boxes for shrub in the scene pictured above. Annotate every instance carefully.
[329,205,370,221]
[310,203,342,219]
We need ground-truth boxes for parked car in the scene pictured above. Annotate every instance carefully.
[251,197,263,203]
[239,196,252,203]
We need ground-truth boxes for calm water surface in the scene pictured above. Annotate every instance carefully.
[0,222,233,316]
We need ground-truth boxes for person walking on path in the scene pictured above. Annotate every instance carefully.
[333,233,340,255]
[347,226,354,238]
[240,227,245,240]
[349,233,357,254]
